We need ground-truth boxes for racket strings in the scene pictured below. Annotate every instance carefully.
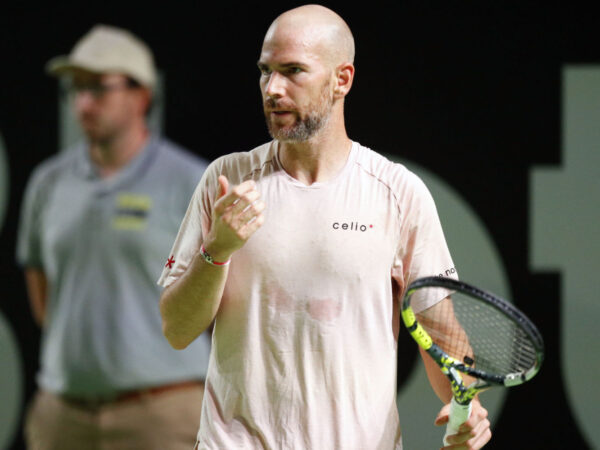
[418,293,538,377]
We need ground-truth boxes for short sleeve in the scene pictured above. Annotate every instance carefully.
[391,171,457,313]
[157,162,218,288]
[16,166,47,268]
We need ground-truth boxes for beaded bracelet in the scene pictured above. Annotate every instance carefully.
[200,245,231,266]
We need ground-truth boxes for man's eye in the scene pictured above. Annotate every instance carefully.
[259,66,272,76]
[288,67,302,74]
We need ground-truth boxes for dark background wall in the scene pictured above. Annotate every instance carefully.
[0,1,598,449]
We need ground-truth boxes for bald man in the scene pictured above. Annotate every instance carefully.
[158,5,492,449]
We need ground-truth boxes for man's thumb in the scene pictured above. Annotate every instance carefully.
[434,413,449,427]
[434,403,451,426]
[217,175,229,199]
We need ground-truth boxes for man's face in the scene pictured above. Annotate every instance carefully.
[258,30,335,142]
[68,71,144,143]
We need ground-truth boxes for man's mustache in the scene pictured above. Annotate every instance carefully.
[264,97,296,111]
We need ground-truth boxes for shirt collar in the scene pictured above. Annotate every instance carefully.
[74,134,160,189]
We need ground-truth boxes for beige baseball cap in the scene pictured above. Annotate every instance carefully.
[46,24,157,90]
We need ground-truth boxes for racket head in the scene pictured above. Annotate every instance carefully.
[401,276,544,394]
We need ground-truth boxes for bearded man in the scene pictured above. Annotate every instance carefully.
[158,5,492,449]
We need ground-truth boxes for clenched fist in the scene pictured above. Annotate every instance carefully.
[202,175,266,262]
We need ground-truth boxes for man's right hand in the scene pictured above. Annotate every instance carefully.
[202,175,266,262]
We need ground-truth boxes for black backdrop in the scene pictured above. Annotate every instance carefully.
[0,1,597,449]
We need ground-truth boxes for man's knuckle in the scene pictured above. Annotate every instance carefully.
[214,202,225,214]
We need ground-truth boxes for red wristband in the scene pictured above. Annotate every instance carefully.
[200,245,231,266]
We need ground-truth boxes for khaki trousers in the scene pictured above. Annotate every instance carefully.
[24,384,204,450]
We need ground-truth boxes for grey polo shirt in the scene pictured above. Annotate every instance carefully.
[17,135,211,398]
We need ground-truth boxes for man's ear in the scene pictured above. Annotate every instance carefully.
[137,87,153,117]
[334,62,355,98]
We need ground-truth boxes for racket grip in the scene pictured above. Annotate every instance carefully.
[443,398,472,446]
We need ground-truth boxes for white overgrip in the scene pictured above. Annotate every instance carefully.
[443,397,472,446]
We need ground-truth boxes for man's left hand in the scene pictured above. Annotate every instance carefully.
[434,398,492,449]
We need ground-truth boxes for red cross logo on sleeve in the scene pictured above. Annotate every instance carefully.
[166,255,175,269]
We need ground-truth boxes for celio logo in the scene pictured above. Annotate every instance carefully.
[332,221,373,232]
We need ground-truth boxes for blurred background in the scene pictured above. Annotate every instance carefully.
[0,1,598,449]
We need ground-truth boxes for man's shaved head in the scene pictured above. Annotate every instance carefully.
[263,4,355,68]
[258,5,355,143]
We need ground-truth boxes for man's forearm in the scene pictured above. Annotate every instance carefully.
[24,268,48,328]
[159,252,229,349]
[419,347,454,404]
[160,176,265,349]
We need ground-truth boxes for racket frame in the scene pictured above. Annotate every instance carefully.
[401,276,544,405]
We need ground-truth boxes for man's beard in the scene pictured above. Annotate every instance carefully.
[78,112,113,143]
[264,82,333,142]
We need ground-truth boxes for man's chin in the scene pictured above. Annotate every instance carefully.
[267,122,299,140]
[270,130,301,143]
[81,126,107,142]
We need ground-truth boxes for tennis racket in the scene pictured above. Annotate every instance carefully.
[401,276,544,445]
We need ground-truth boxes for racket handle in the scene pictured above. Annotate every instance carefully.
[443,397,472,446]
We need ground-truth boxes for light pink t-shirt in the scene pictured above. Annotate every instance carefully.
[158,141,456,450]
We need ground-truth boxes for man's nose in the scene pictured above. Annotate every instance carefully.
[264,71,286,98]
[73,91,96,112]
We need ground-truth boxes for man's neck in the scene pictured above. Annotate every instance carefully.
[88,125,149,178]
[278,122,352,186]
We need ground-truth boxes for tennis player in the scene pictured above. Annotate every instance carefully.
[158,5,492,449]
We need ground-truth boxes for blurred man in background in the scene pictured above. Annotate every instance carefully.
[16,24,210,450]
